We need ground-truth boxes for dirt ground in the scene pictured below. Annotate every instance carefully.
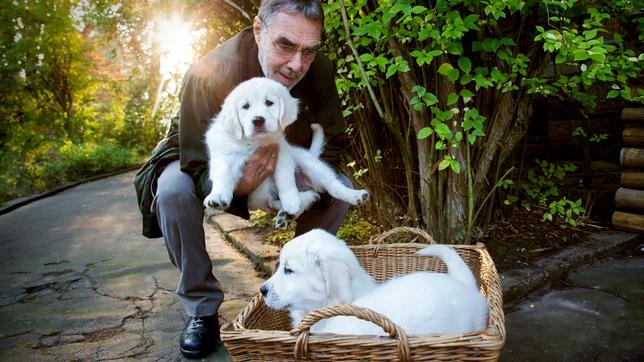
[476,208,598,272]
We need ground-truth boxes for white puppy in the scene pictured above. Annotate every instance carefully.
[202,77,369,224]
[260,229,489,335]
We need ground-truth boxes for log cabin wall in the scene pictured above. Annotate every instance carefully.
[613,107,644,233]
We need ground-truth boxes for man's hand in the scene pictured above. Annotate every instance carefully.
[234,144,279,196]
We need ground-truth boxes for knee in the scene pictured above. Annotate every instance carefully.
[155,185,198,211]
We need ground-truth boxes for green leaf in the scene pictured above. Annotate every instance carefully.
[457,57,472,73]
[447,93,459,105]
[434,123,453,140]
[417,127,433,139]
[438,159,451,171]
[450,160,461,173]
[606,90,619,99]
[386,64,397,79]
[411,5,427,14]
[447,68,460,82]
[491,68,503,82]
[438,63,454,75]
[460,89,474,98]
[423,93,439,106]
[555,53,567,64]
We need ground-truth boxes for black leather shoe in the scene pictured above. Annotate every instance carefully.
[179,315,221,359]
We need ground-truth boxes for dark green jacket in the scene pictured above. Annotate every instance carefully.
[134,27,345,238]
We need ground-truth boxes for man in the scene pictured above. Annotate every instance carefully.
[134,0,351,358]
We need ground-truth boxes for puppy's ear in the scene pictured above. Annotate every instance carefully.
[317,252,355,306]
[278,87,300,130]
[218,93,243,139]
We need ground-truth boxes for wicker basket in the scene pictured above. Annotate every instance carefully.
[221,227,505,361]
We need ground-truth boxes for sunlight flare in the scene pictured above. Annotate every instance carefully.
[152,16,205,117]
[155,16,201,77]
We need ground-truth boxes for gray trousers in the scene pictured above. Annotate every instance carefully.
[152,160,350,317]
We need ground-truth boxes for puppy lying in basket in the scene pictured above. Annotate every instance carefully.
[203,77,369,226]
[260,229,489,335]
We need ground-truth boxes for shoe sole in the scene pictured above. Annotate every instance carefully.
[180,346,214,359]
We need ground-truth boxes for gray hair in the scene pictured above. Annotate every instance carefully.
[258,0,324,29]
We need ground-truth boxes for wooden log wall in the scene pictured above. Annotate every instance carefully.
[613,107,644,233]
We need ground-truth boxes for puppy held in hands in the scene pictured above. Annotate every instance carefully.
[202,77,369,226]
[260,229,489,335]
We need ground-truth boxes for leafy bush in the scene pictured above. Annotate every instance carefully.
[506,159,586,225]
[0,141,142,203]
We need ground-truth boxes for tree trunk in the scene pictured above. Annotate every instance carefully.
[388,39,434,233]
[473,92,515,201]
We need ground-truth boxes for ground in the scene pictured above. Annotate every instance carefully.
[476,208,596,272]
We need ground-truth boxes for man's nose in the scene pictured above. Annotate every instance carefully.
[253,116,265,127]
[286,51,304,73]
[260,284,268,296]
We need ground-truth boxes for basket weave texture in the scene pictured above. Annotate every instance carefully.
[221,227,505,361]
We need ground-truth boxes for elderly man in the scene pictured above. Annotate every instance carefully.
[134,0,351,358]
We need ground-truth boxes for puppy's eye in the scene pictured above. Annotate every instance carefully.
[283,266,293,275]
[242,103,250,110]
[265,99,274,107]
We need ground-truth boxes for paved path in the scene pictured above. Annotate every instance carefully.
[0,171,262,361]
[502,248,644,361]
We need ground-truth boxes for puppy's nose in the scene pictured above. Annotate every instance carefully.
[253,116,265,127]
[260,284,268,296]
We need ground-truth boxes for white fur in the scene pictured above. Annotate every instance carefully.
[261,229,489,335]
[203,77,369,224]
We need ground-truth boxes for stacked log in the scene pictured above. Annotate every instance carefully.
[612,107,644,233]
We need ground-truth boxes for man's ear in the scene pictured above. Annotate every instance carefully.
[278,89,300,130]
[253,16,262,45]
[218,95,243,139]
[317,252,354,306]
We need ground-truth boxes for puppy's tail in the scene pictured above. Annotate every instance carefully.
[309,123,326,158]
[416,245,478,289]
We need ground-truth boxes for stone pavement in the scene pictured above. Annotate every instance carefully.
[1,169,642,361]
[0,170,262,361]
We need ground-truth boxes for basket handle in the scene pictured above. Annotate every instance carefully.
[289,304,411,362]
[370,226,435,245]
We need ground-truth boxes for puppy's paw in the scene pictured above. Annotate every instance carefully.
[203,191,231,210]
[347,189,370,206]
[279,193,302,216]
[274,211,294,228]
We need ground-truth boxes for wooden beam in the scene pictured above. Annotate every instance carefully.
[621,108,644,124]
[621,172,644,189]
[623,127,644,147]
[615,187,644,211]
[620,148,644,169]
[612,211,644,233]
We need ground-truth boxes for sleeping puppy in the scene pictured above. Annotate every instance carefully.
[202,77,369,225]
[260,229,489,335]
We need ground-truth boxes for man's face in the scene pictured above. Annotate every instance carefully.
[254,12,322,89]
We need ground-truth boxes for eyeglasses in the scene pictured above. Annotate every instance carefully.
[270,37,319,63]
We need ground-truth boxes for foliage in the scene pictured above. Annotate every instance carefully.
[508,159,586,225]
[322,0,643,243]
[0,140,141,201]
[250,209,381,246]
